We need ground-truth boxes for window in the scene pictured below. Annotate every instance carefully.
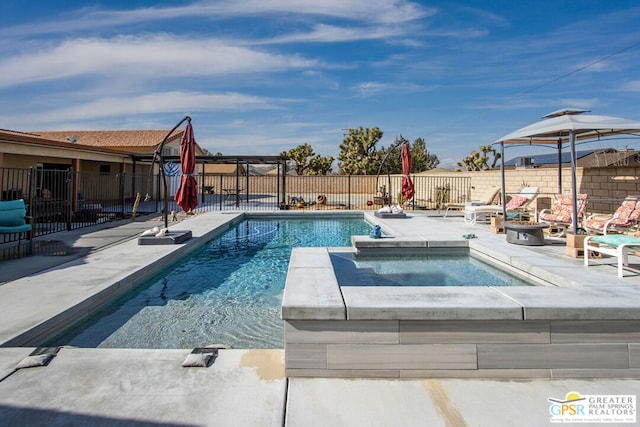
[99,165,111,175]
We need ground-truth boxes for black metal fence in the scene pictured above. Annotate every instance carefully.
[1,167,470,243]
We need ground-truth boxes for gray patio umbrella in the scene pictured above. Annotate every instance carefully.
[493,109,640,234]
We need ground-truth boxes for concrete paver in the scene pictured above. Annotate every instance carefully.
[0,348,286,426]
[0,216,165,283]
[287,377,640,427]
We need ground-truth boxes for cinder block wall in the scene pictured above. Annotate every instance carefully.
[445,167,640,215]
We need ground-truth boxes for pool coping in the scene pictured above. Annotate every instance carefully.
[282,239,640,322]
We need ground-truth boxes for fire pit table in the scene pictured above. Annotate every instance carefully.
[503,221,549,246]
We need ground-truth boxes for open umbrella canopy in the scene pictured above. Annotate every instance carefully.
[174,122,198,213]
[400,143,414,201]
[494,110,640,145]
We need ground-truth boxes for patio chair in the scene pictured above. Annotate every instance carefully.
[538,193,588,237]
[443,186,500,218]
[464,186,538,225]
[584,234,640,277]
[582,196,640,235]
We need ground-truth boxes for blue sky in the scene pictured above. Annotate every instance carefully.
[1,1,639,169]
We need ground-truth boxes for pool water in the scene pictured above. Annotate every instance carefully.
[331,252,533,287]
[46,218,372,350]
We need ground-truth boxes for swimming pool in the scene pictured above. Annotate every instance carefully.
[45,217,373,350]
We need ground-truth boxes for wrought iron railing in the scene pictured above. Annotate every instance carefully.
[1,167,470,243]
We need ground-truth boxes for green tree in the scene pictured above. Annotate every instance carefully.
[307,155,335,175]
[281,143,334,175]
[376,135,406,174]
[457,145,501,171]
[376,136,440,174]
[410,137,439,172]
[201,148,222,156]
[282,143,314,175]
[338,126,384,175]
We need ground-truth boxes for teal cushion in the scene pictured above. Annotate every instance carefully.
[0,199,26,212]
[0,199,28,229]
[0,200,27,226]
[591,234,640,247]
[0,224,31,233]
[0,208,27,227]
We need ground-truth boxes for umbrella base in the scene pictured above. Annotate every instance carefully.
[374,212,407,219]
[138,230,192,245]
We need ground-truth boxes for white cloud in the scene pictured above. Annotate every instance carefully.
[354,82,390,96]
[280,121,330,130]
[0,1,435,38]
[621,80,640,92]
[0,35,319,88]
[5,91,278,127]
[199,132,320,155]
[578,60,619,73]
[202,0,435,24]
[354,81,435,97]
[556,98,599,109]
[259,23,420,44]
[456,6,509,27]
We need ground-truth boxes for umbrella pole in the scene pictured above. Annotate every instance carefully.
[557,140,562,193]
[569,130,579,233]
[375,138,403,206]
[151,115,191,229]
[500,142,507,221]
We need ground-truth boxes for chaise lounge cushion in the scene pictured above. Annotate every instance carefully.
[539,194,588,223]
[583,197,640,234]
[584,234,640,277]
[590,234,640,247]
[0,199,32,233]
[505,195,528,210]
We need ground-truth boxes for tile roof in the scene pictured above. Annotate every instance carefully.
[202,164,246,175]
[0,129,133,155]
[31,129,183,149]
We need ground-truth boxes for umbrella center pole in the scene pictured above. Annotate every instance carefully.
[374,139,403,206]
[150,115,192,229]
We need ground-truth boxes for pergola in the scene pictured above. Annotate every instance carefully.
[133,153,288,205]
[493,109,640,233]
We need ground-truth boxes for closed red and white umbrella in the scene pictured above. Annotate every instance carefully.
[174,122,198,213]
[401,143,414,201]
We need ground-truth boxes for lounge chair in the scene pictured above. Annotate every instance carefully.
[538,194,588,237]
[443,186,500,217]
[464,186,538,225]
[584,234,640,277]
[582,196,640,235]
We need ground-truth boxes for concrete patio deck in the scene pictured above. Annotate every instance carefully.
[0,211,638,426]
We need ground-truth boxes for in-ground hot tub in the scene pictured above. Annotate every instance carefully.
[329,250,534,287]
[281,237,640,379]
